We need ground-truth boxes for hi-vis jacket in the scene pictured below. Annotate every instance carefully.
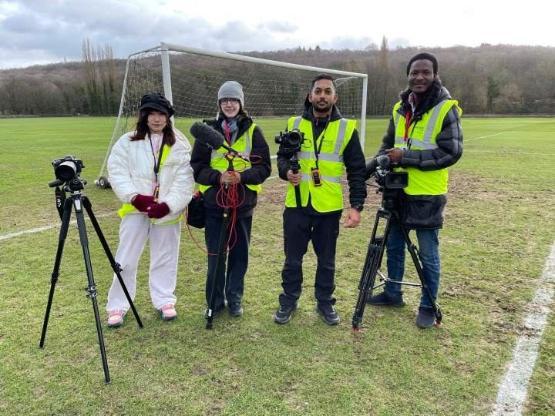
[108,129,194,224]
[284,116,356,212]
[190,115,271,217]
[377,83,463,196]
[392,98,462,195]
[197,122,261,195]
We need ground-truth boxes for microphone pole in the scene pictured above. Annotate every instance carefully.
[205,146,236,330]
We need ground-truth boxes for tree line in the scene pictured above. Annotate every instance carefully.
[0,40,554,116]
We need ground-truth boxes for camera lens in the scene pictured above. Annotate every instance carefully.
[55,161,78,182]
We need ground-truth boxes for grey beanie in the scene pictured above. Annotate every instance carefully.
[217,80,244,108]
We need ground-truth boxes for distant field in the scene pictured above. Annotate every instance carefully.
[0,116,553,415]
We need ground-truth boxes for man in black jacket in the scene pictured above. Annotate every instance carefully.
[367,53,463,328]
[274,74,367,325]
[191,81,271,318]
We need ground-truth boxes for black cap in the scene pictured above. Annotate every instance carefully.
[406,52,439,75]
[139,93,175,117]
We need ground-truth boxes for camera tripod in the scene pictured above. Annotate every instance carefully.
[352,187,442,330]
[39,179,143,383]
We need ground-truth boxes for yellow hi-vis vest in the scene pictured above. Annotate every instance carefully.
[393,99,462,195]
[284,116,356,212]
[117,144,181,224]
[197,123,261,194]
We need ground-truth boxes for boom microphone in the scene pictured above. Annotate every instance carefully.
[189,121,250,162]
[190,122,225,149]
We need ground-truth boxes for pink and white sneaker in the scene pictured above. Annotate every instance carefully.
[107,310,125,328]
[160,304,177,321]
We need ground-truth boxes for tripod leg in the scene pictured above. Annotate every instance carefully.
[82,197,143,328]
[40,198,73,348]
[399,225,442,324]
[352,209,392,329]
[73,197,111,383]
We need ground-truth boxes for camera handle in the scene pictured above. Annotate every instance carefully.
[289,154,302,208]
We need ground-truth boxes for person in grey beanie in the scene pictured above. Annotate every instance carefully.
[191,81,271,319]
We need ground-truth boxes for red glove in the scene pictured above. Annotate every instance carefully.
[147,202,170,219]
[131,194,155,212]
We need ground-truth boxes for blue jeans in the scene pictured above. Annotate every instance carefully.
[384,221,440,308]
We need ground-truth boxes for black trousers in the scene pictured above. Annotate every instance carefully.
[279,208,341,307]
[205,214,252,309]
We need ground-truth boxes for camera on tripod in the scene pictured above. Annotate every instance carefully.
[51,156,85,192]
[275,129,304,157]
[52,155,84,182]
[366,154,408,190]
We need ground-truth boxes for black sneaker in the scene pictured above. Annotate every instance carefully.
[366,291,405,307]
[316,303,340,326]
[416,307,436,329]
[228,302,243,317]
[274,304,296,324]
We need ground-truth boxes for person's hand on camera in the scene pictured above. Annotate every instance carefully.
[220,171,241,186]
[287,170,302,186]
[385,148,403,164]
[343,208,361,228]
[146,202,170,219]
[131,194,156,212]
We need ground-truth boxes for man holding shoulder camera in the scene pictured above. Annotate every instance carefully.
[274,74,367,325]
[367,53,463,328]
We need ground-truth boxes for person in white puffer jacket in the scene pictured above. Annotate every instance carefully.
[105,92,194,327]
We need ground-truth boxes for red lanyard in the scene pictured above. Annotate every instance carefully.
[403,111,413,142]
[403,111,416,149]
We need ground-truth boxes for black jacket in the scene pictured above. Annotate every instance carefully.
[277,101,367,214]
[377,80,463,228]
[191,114,271,217]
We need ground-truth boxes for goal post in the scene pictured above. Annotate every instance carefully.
[96,42,368,188]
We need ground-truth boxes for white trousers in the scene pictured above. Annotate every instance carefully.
[106,214,181,312]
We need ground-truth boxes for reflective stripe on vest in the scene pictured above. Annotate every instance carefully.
[392,99,461,195]
[197,123,261,194]
[284,116,356,212]
[117,143,182,225]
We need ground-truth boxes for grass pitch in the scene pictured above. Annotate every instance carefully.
[0,116,553,415]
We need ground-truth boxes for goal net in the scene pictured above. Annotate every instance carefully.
[96,43,367,187]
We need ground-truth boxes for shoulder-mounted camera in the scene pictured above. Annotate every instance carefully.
[366,154,408,190]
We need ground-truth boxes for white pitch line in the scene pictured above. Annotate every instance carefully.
[491,242,555,415]
[0,174,285,242]
[0,213,113,242]
[465,131,508,142]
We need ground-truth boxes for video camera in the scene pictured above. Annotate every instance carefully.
[365,154,408,190]
[275,129,304,157]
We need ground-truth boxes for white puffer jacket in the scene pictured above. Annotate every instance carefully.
[108,129,194,224]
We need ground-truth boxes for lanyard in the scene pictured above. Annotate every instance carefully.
[403,111,416,149]
[313,117,329,168]
[149,135,165,200]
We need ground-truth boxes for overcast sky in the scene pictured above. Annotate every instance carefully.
[1,0,554,69]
